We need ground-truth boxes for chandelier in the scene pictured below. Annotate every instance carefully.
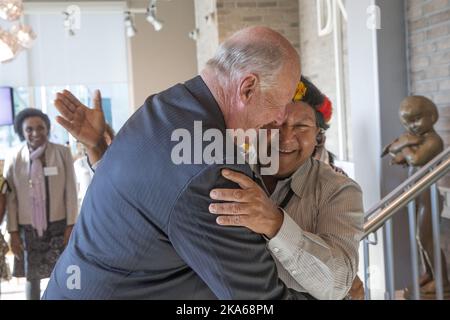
[0,0,36,63]
[0,0,22,21]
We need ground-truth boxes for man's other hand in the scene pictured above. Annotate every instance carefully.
[54,89,108,164]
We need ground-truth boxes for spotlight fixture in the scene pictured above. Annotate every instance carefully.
[10,24,36,48]
[0,28,20,62]
[204,11,216,25]
[62,8,80,36]
[188,28,199,41]
[146,0,163,32]
[0,0,23,21]
[124,11,137,38]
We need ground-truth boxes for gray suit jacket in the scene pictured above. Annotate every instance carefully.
[43,76,306,300]
[5,142,78,231]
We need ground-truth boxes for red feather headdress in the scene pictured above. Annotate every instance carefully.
[317,96,332,123]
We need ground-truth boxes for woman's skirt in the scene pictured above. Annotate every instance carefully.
[13,219,66,281]
[0,232,11,281]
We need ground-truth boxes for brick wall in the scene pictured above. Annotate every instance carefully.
[217,0,300,53]
[194,0,351,159]
[194,0,300,71]
[406,0,450,278]
[407,0,450,150]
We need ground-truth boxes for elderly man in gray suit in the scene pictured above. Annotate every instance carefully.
[43,26,306,299]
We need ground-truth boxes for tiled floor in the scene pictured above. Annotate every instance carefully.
[1,278,28,300]
[0,279,49,300]
[0,254,48,300]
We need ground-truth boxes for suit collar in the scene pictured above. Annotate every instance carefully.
[184,75,225,130]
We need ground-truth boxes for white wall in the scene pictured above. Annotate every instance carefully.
[0,2,132,155]
[194,0,218,72]
[346,0,385,299]
[0,2,129,87]
[127,0,198,108]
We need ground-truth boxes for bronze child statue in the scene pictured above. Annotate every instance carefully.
[382,95,450,299]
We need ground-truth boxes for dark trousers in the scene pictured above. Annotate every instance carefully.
[26,279,40,300]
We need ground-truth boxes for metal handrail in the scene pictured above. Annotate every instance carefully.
[365,147,450,219]
[363,152,450,237]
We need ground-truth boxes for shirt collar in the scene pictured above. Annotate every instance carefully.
[254,157,313,198]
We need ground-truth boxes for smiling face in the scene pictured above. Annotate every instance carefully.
[400,98,437,136]
[269,101,320,179]
[22,116,49,150]
[233,61,300,132]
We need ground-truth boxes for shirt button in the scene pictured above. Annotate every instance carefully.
[273,247,280,253]
[292,270,298,275]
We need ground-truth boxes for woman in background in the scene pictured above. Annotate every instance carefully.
[5,108,78,300]
[74,124,115,207]
[0,172,11,296]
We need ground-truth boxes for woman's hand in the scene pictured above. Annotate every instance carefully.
[9,231,24,260]
[64,225,74,247]
[209,169,283,239]
[347,276,365,300]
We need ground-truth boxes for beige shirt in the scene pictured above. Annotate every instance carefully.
[5,142,78,232]
[259,158,364,300]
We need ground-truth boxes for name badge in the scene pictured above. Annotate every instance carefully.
[44,166,59,176]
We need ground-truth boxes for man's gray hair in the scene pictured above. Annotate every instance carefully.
[206,39,287,91]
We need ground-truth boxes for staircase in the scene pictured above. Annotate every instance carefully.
[363,147,450,300]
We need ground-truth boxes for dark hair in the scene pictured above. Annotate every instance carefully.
[14,108,51,142]
[300,76,329,130]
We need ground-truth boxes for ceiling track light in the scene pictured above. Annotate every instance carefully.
[63,11,77,36]
[204,11,216,25]
[188,28,199,41]
[124,0,169,34]
[146,0,163,32]
[124,11,137,38]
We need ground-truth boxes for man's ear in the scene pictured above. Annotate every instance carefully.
[239,74,259,103]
